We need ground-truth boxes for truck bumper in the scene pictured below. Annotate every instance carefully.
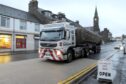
[39,48,67,61]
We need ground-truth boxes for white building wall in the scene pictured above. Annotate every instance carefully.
[0,17,13,32]
[27,22,35,33]
[0,15,43,52]
[26,34,34,50]
[10,18,13,30]
[14,19,20,32]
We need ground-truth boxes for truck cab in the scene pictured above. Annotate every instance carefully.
[39,22,76,62]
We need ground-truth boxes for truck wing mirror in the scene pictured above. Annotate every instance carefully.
[66,31,70,40]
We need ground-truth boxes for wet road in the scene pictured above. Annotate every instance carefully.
[81,42,126,84]
[0,42,121,84]
[0,42,119,64]
[0,51,38,64]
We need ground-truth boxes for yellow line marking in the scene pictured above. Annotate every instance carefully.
[58,51,116,84]
[58,63,97,84]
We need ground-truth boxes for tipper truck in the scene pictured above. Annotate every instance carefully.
[39,22,101,62]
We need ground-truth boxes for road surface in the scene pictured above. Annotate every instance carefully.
[0,42,120,84]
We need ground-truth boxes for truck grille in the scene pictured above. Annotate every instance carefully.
[40,43,57,47]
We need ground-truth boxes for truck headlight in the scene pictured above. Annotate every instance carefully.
[38,48,42,53]
[56,50,61,56]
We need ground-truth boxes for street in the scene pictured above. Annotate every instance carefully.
[81,42,125,84]
[0,42,119,64]
[0,51,38,64]
[0,41,125,84]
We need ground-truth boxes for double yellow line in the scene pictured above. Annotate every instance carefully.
[58,63,97,84]
[58,51,116,84]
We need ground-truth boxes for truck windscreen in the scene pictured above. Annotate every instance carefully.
[40,30,64,41]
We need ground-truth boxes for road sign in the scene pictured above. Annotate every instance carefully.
[97,60,115,82]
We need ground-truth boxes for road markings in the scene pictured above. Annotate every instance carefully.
[58,50,118,84]
[58,63,96,84]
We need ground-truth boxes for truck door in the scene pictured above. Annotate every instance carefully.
[63,30,75,53]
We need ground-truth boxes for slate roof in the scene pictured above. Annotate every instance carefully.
[84,26,94,31]
[0,4,40,23]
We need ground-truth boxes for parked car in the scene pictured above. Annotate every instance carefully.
[114,46,120,49]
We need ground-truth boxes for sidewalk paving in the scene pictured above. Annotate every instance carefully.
[0,50,38,56]
[119,54,126,84]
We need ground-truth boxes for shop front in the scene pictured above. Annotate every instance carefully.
[16,35,26,49]
[0,34,12,49]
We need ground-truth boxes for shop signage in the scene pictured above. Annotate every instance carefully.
[97,60,114,81]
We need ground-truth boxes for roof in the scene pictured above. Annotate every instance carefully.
[94,7,98,18]
[0,4,40,23]
[84,26,94,31]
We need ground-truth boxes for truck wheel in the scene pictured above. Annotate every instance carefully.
[66,50,73,63]
[85,50,89,58]
[93,49,97,54]
[81,50,85,58]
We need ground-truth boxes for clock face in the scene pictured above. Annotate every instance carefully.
[94,18,97,21]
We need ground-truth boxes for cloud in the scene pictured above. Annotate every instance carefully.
[0,0,126,37]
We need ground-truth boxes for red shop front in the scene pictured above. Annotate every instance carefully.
[16,35,26,48]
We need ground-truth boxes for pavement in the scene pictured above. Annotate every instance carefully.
[0,50,38,56]
[0,50,38,64]
[81,50,126,84]
[119,53,126,84]
[0,42,122,84]
[0,58,97,84]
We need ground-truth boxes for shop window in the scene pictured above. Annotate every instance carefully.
[0,16,10,28]
[0,35,11,49]
[16,35,26,48]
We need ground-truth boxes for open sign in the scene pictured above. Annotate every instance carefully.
[97,60,116,82]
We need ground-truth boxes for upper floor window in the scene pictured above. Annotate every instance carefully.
[0,16,10,28]
[20,20,27,30]
[35,23,40,32]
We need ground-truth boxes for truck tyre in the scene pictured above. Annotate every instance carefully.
[66,50,73,63]
[85,50,89,58]
[81,49,85,58]
[94,46,101,53]
[93,49,97,54]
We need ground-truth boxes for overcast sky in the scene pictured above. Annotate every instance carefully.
[0,0,126,37]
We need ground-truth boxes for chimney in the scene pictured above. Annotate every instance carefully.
[29,0,38,12]
[75,20,79,24]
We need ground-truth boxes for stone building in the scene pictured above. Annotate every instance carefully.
[100,28,112,42]
[29,0,69,24]
[93,7,100,34]
[85,7,100,35]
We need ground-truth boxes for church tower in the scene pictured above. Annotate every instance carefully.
[93,7,100,33]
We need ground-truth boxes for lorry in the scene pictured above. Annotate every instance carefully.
[38,22,101,62]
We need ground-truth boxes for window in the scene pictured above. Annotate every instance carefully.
[0,16,10,27]
[0,35,11,49]
[16,35,26,48]
[44,12,51,17]
[20,20,26,30]
[35,23,40,32]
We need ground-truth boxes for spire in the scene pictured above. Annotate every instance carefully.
[31,0,37,2]
[94,7,98,18]
[93,6,100,34]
